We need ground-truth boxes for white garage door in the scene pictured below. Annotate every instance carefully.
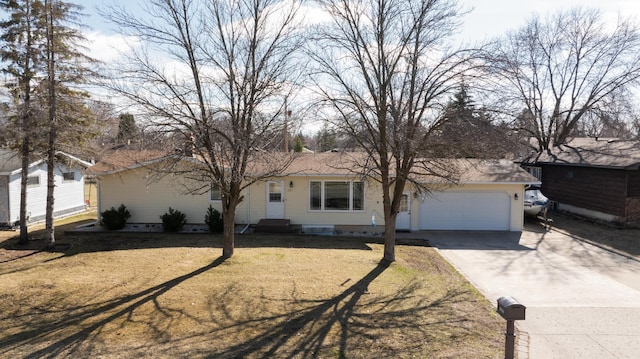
[419,192,511,230]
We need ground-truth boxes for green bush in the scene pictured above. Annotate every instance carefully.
[205,205,223,233]
[160,207,187,232]
[101,204,131,230]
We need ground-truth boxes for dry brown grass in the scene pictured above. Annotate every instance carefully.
[0,215,504,358]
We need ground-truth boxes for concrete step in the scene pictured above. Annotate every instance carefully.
[255,219,292,233]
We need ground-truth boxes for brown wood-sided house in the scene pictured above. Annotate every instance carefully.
[521,138,640,225]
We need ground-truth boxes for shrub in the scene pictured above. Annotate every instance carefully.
[101,204,131,230]
[205,205,223,233]
[160,207,187,232]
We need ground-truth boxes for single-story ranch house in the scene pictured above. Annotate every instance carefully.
[0,149,92,226]
[521,137,640,224]
[89,151,539,232]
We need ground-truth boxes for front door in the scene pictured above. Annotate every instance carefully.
[266,181,285,219]
[396,193,411,231]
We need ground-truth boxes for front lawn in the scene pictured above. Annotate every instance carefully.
[0,217,503,358]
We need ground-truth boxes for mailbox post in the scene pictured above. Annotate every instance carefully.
[497,296,526,359]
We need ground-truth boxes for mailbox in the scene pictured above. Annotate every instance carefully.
[497,296,526,321]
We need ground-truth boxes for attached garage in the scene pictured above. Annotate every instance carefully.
[418,191,511,230]
[408,159,540,232]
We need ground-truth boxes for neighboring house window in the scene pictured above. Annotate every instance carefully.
[210,184,222,201]
[62,172,75,182]
[309,180,364,211]
[523,166,542,180]
[530,167,542,180]
[27,176,40,186]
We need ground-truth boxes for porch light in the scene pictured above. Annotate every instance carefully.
[289,180,294,188]
[514,193,518,200]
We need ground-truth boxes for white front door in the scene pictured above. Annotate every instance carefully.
[396,193,411,231]
[266,181,285,219]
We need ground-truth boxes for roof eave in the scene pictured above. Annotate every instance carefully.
[536,162,640,170]
[91,155,198,176]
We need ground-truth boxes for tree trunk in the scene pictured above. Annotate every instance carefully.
[18,139,29,244]
[222,209,235,258]
[45,134,56,249]
[44,0,56,250]
[382,205,397,262]
[17,0,33,245]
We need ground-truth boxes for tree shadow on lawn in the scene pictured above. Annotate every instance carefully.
[199,261,474,359]
[0,256,227,358]
[1,225,379,262]
[0,259,480,358]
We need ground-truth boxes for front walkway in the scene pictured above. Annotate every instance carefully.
[403,225,640,359]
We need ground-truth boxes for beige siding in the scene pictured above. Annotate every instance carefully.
[98,166,524,231]
[99,168,214,224]
[235,181,262,225]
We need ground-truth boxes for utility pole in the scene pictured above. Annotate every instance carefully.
[283,98,289,152]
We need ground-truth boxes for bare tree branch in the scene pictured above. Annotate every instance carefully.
[309,0,477,261]
[101,0,305,258]
[486,7,640,151]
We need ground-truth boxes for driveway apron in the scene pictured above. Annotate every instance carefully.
[418,226,640,359]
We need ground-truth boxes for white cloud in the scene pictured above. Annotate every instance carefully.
[83,31,140,63]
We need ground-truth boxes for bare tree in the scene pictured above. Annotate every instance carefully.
[573,89,637,139]
[310,0,476,262]
[103,0,304,258]
[487,7,640,151]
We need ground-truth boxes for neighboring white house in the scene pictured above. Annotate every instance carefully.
[90,151,540,232]
[0,149,92,226]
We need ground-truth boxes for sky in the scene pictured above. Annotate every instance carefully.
[79,0,640,56]
[55,0,640,133]
[456,0,639,41]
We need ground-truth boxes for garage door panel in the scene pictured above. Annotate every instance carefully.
[419,192,510,230]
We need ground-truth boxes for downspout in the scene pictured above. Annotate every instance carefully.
[96,177,101,224]
[240,182,251,234]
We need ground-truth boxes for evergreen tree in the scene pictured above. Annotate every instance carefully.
[315,123,336,152]
[0,0,46,243]
[42,0,95,248]
[116,112,137,143]
[436,84,514,159]
[293,136,303,152]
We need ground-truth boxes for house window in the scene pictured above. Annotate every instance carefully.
[27,176,40,186]
[62,172,75,182]
[210,184,222,201]
[352,182,364,210]
[310,181,321,210]
[309,180,364,211]
[399,193,409,212]
[268,182,282,202]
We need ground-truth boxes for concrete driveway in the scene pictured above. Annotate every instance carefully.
[419,222,640,359]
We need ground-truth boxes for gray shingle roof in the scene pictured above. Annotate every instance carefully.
[523,138,640,169]
[92,150,539,184]
[0,149,93,174]
[0,149,23,173]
